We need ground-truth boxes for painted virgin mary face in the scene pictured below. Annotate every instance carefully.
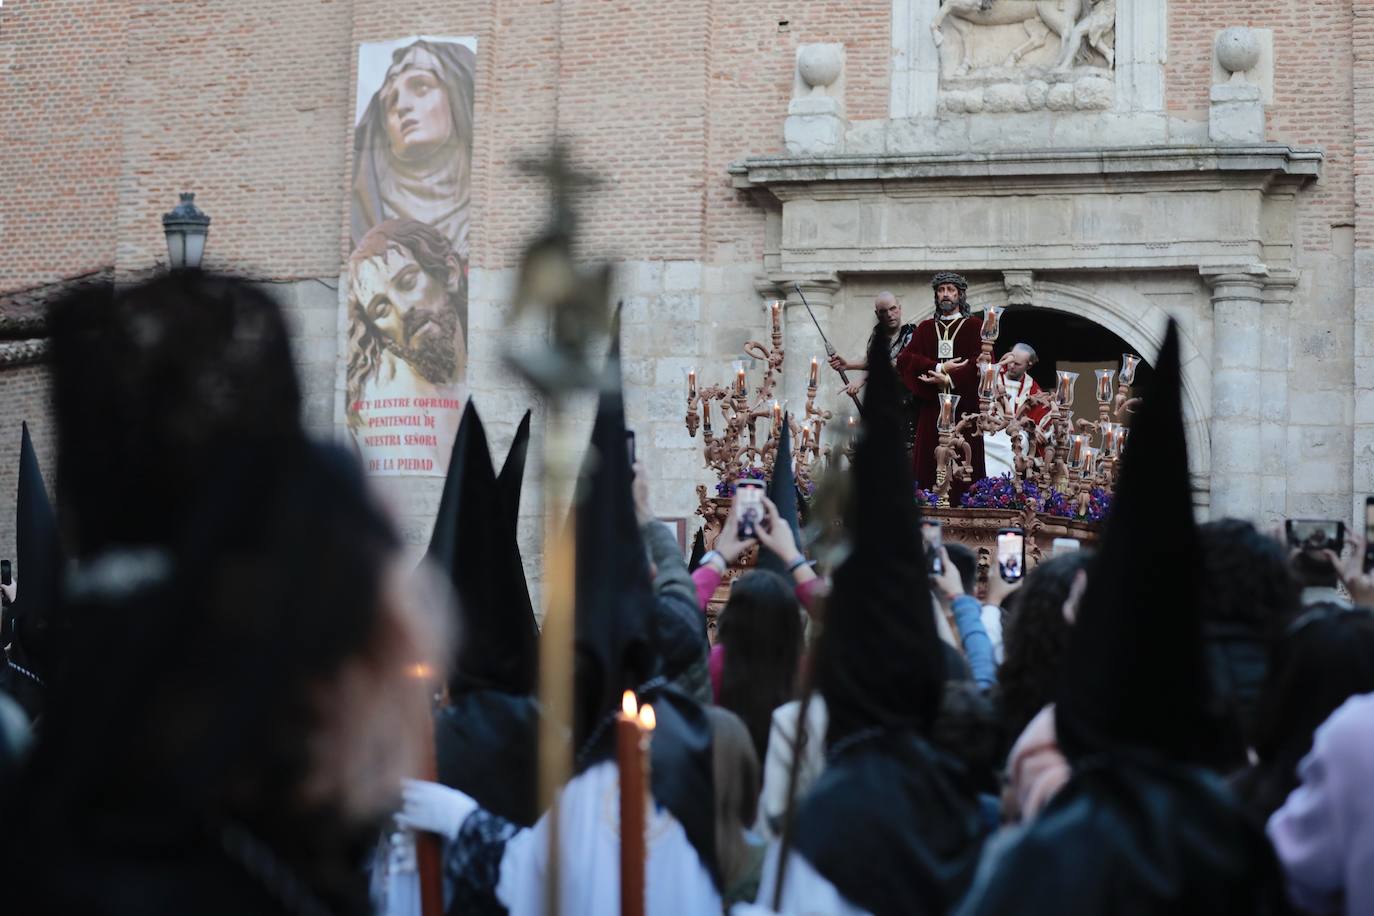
[382,65,453,162]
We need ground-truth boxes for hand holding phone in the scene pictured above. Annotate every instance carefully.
[735,479,765,540]
[997,527,1026,583]
[921,520,944,575]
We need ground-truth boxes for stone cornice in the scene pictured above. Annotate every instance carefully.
[729,145,1323,194]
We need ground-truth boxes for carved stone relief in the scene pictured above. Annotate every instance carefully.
[931,0,1116,113]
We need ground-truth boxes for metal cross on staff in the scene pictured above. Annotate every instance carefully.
[502,141,615,916]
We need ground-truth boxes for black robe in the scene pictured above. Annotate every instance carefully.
[435,691,541,829]
[792,731,987,916]
[955,753,1290,915]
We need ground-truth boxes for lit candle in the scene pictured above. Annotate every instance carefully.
[1054,370,1079,407]
[687,368,697,401]
[1095,368,1115,403]
[1099,422,1117,457]
[702,398,712,432]
[736,365,746,397]
[1068,433,1088,469]
[772,400,782,430]
[771,300,781,334]
[1080,446,1098,479]
[809,356,819,388]
[980,305,1005,343]
[801,426,812,450]
[1120,353,1140,386]
[938,393,961,431]
[978,362,998,400]
[847,415,857,429]
[618,691,650,916]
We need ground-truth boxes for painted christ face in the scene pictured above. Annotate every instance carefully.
[351,244,460,385]
[935,283,962,313]
[874,295,902,331]
[1005,347,1033,381]
[382,66,454,162]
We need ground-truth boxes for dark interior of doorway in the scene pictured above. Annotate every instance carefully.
[994,305,1156,398]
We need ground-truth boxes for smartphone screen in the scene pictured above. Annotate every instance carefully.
[1364,498,1374,573]
[997,528,1026,583]
[921,520,943,575]
[1052,538,1080,555]
[1286,519,1346,555]
[736,480,764,539]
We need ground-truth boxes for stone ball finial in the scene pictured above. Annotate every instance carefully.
[1215,27,1261,76]
[797,44,843,90]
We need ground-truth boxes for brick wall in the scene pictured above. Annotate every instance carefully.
[0,0,127,291]
[1169,0,1355,253]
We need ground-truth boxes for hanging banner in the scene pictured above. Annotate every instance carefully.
[344,35,476,476]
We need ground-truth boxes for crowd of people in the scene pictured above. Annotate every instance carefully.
[1,270,1373,915]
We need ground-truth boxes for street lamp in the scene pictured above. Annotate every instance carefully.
[161,192,211,269]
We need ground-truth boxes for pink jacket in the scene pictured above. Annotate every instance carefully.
[691,565,823,703]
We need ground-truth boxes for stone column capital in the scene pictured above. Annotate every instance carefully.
[761,274,842,310]
[1201,265,1267,291]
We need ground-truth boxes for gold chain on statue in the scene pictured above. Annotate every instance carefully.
[935,316,967,369]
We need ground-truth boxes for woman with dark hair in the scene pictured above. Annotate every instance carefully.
[997,551,1092,750]
[994,551,1091,823]
[705,706,767,908]
[717,568,805,765]
[1232,604,1374,821]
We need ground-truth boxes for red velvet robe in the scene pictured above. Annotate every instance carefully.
[896,313,987,503]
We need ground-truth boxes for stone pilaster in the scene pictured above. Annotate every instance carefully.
[765,276,841,418]
[1204,268,1267,520]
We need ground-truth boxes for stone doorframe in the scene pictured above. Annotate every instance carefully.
[730,144,1321,518]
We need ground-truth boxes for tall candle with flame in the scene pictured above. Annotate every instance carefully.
[687,368,697,401]
[1054,371,1080,407]
[1079,447,1098,479]
[735,363,746,397]
[1095,368,1115,403]
[980,305,1005,343]
[770,300,782,335]
[1068,433,1088,469]
[938,393,961,432]
[618,691,655,916]
[1120,353,1140,386]
[809,356,819,388]
[978,362,998,400]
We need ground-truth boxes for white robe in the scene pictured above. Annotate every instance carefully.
[730,845,870,915]
[983,374,1034,479]
[497,761,721,915]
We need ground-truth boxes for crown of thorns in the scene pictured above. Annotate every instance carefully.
[930,272,968,292]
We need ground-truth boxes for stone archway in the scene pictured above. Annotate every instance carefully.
[967,278,1213,508]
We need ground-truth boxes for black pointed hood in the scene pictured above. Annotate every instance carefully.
[757,415,802,575]
[1056,320,1212,764]
[816,334,944,742]
[498,410,532,529]
[573,357,656,754]
[427,401,538,696]
[687,527,706,572]
[11,422,63,677]
[573,333,719,886]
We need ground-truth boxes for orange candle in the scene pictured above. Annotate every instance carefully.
[772,400,782,433]
[618,691,647,916]
[809,356,819,388]
[702,398,712,433]
[687,368,697,401]
[736,367,746,397]
[771,300,781,334]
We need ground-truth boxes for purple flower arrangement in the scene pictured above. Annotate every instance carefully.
[913,482,939,507]
[958,475,1043,512]
[715,466,768,498]
[954,475,1113,522]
